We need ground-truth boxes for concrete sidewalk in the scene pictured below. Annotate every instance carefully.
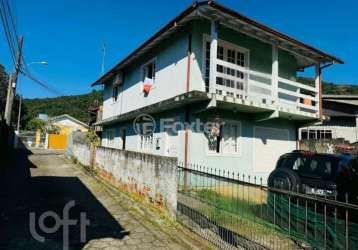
[0,148,213,250]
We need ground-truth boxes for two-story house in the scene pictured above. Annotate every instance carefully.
[92,1,343,179]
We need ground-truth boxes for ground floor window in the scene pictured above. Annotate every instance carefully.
[140,134,153,152]
[301,129,332,140]
[105,129,116,147]
[208,121,241,154]
[121,129,126,150]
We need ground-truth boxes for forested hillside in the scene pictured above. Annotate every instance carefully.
[22,90,102,125]
[298,77,358,95]
[19,78,358,129]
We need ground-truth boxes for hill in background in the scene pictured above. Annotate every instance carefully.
[298,77,358,95]
[22,90,102,126]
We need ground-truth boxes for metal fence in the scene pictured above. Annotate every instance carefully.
[177,164,358,250]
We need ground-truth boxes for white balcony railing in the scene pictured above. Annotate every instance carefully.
[214,58,319,113]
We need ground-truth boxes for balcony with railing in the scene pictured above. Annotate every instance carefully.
[204,23,321,120]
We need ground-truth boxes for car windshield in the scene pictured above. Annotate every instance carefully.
[278,154,339,179]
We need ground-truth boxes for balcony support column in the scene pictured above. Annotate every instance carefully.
[315,64,322,119]
[271,45,279,102]
[209,20,218,94]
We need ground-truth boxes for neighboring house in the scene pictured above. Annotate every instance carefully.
[51,114,89,135]
[299,95,358,143]
[91,2,342,179]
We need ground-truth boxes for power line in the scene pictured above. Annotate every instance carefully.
[0,0,18,52]
[20,69,64,96]
[0,0,63,98]
[3,0,19,47]
[0,0,16,66]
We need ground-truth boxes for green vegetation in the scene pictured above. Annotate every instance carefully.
[298,77,358,95]
[21,90,102,128]
[191,188,358,249]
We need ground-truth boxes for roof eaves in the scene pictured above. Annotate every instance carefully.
[91,1,343,87]
[207,1,343,65]
[51,114,89,128]
[91,2,205,86]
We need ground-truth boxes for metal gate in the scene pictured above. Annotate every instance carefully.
[48,134,67,149]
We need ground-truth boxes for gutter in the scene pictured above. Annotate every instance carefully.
[184,31,192,169]
[318,62,336,119]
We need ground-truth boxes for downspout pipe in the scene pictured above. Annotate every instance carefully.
[183,30,192,190]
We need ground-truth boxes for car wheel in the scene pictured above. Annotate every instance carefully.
[268,168,301,192]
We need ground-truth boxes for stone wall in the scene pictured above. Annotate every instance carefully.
[68,141,177,217]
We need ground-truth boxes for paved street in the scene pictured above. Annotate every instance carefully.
[0,148,210,250]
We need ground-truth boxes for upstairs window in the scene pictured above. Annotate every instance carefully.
[112,73,122,102]
[142,59,156,83]
[112,85,119,102]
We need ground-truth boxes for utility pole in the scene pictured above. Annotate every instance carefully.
[4,36,23,126]
[4,73,13,125]
[16,95,21,132]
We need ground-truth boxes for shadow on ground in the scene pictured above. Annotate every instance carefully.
[0,145,129,250]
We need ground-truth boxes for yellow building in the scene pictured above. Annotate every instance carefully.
[51,114,89,135]
[47,114,89,150]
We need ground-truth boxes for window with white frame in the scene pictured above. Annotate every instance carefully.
[301,129,332,140]
[142,59,156,83]
[203,36,248,98]
[208,121,241,154]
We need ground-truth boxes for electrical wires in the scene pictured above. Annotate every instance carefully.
[0,0,63,97]
[0,0,17,67]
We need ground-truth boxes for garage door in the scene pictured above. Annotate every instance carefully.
[48,134,67,150]
[254,127,290,172]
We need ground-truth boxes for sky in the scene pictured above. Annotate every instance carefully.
[1,0,358,99]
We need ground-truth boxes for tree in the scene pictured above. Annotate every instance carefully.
[27,118,46,132]
[0,64,9,119]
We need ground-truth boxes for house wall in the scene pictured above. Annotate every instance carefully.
[102,109,186,157]
[102,19,299,121]
[102,26,204,120]
[102,106,297,182]
[191,19,298,82]
[53,118,88,135]
[299,117,358,143]
[187,110,297,183]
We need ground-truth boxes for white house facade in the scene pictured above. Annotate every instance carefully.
[92,1,343,180]
[299,95,358,143]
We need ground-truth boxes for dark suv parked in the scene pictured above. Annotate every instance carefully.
[268,151,358,203]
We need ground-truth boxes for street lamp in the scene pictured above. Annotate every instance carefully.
[27,61,48,66]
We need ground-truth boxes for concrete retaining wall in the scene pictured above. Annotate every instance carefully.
[69,142,177,216]
[72,142,91,167]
